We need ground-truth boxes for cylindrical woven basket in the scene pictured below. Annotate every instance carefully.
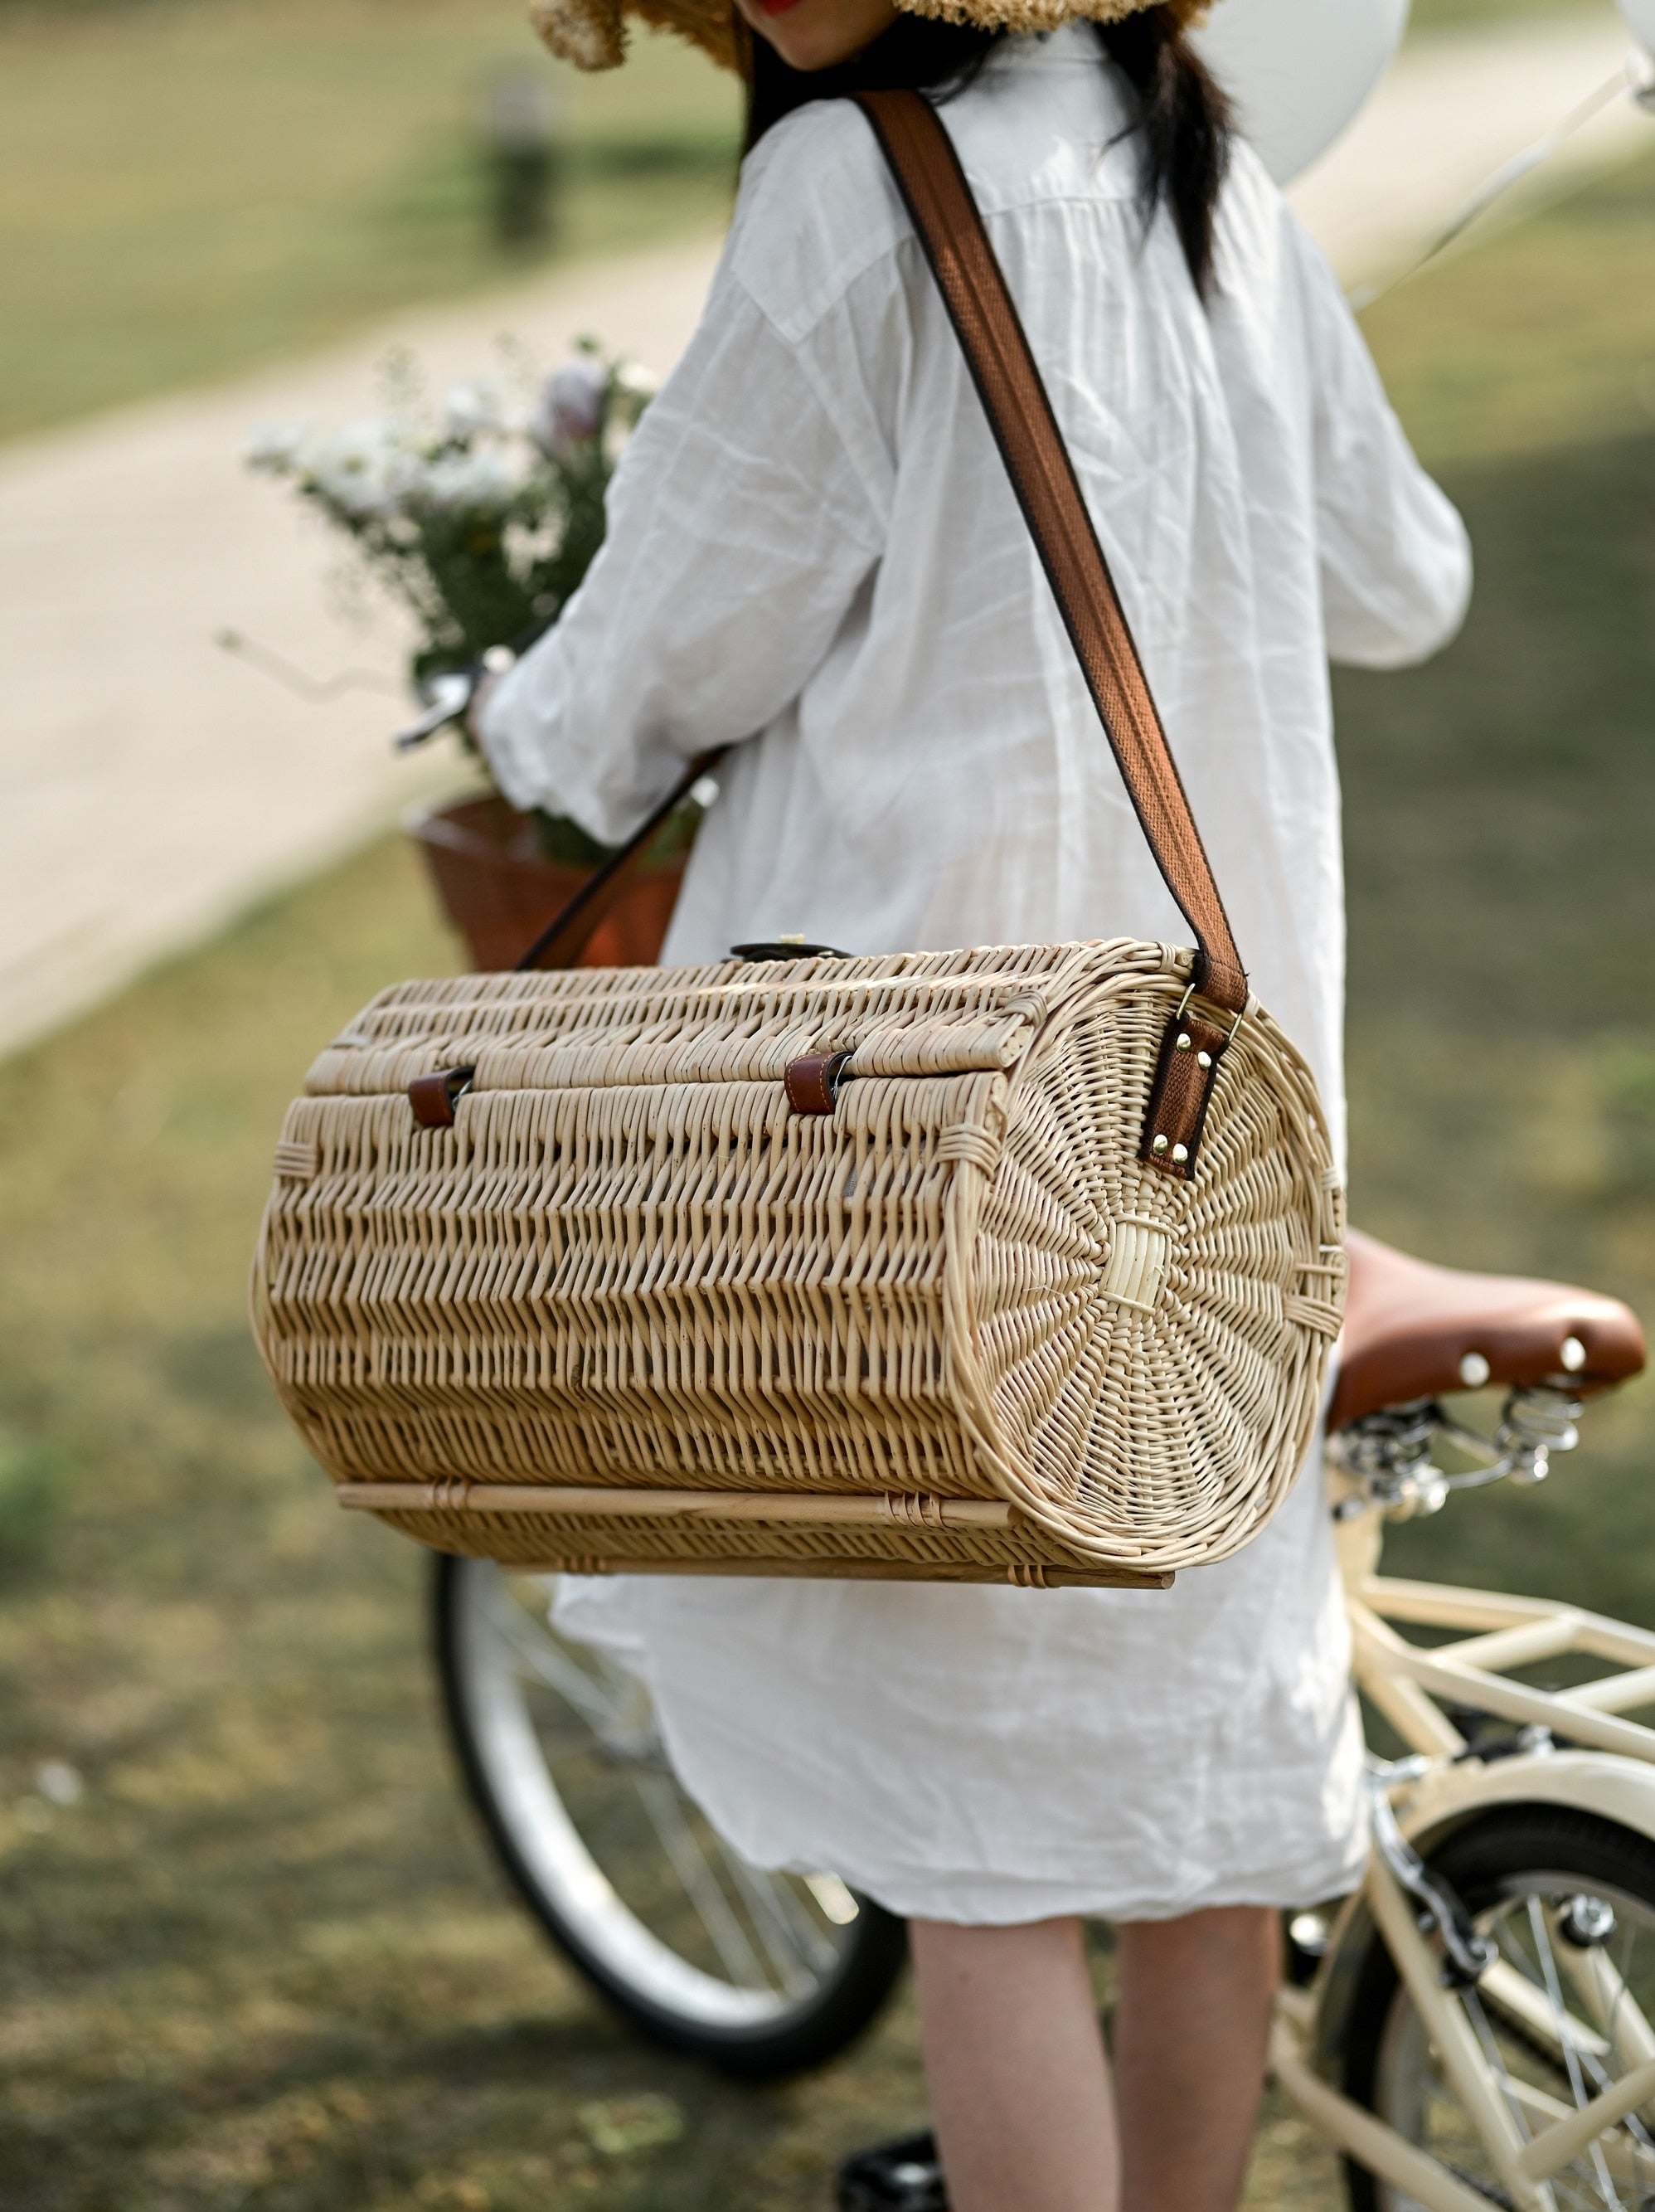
[251,938,1345,1588]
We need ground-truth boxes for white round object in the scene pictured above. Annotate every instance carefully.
[1619,0,1655,57]
[1193,0,1412,185]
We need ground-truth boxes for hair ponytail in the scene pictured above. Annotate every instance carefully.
[1096,7,1231,298]
[743,7,1232,299]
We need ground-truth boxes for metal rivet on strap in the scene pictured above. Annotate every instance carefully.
[1171,1144,1189,1165]
[1175,1032,1192,1051]
[1152,1134,1169,1155]
[1197,1051,1212,1070]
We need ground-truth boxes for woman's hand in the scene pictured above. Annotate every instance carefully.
[466,643,518,746]
[467,670,500,744]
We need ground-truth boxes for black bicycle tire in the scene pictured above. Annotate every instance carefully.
[430,1551,910,2079]
[1340,1802,1655,2211]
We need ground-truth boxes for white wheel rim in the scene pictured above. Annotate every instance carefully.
[449,1560,860,2030]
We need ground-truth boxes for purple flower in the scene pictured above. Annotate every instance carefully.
[535,358,607,455]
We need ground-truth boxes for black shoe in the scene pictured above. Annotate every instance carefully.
[836,2130,948,2211]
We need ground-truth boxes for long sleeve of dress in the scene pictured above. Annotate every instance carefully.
[1290,221,1473,670]
[478,258,886,845]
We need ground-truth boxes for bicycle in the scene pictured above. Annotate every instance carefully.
[433,1227,1655,2209]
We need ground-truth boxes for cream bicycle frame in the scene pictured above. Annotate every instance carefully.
[1269,1485,1655,2210]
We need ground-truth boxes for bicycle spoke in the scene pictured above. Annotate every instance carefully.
[1482,1957,1611,2066]
[1608,1923,1655,2073]
[486,1587,624,1731]
[1442,1891,1655,2212]
[1490,2066,1650,2189]
[1526,1896,1624,2211]
[1385,1901,1640,2212]
[633,1771,772,1991]
[1458,1984,1539,2159]
[718,1851,836,1995]
[449,1563,864,2039]
[761,1867,846,1972]
[1556,1925,1655,2076]
[1567,1924,1655,2166]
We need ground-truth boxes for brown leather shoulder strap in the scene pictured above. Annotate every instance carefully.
[514,746,726,971]
[855,88,1247,1016]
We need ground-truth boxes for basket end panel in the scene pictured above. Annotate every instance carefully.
[948,967,1346,1574]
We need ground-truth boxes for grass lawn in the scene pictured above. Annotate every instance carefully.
[3,126,1655,2212]
[0,0,740,444]
[1337,142,1655,1616]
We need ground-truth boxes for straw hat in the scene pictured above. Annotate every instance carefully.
[530,0,1208,77]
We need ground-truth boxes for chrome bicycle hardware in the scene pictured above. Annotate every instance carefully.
[1367,1765,1497,1989]
[1330,1385,1585,1520]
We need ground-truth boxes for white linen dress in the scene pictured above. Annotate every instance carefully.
[478,24,1473,1923]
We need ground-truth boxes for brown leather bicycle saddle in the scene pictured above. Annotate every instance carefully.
[1330,1229,1646,1430]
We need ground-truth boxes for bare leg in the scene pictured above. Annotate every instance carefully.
[910,1916,1120,2212]
[1114,1906,1279,2212]
[909,1906,1277,2212]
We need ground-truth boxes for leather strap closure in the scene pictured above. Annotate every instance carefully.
[785,1051,854,1115]
[854,90,1248,1023]
[408,1065,476,1129]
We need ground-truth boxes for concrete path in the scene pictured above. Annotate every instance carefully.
[0,244,723,1059]
[1,11,1649,1060]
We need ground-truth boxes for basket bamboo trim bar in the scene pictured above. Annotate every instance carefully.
[252,938,1344,1583]
[473,1558,1169,1590]
[329,1481,1172,1588]
[332,1483,1017,1525]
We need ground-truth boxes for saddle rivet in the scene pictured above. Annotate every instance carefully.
[1152,1134,1170,1155]
[1560,1336,1587,1373]
[1458,1351,1492,1388]
[1176,1032,1192,1051]
[1197,1051,1212,1069]
[1171,1143,1189,1165]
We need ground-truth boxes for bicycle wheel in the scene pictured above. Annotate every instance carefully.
[431,1552,909,2078]
[1342,1804,1655,2211]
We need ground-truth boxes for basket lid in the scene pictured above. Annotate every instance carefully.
[303,941,1191,1101]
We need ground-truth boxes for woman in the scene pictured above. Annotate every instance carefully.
[478,0,1472,2203]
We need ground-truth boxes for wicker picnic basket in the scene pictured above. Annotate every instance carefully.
[249,95,1347,1592]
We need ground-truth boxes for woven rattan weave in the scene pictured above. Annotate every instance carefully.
[251,941,1344,1586]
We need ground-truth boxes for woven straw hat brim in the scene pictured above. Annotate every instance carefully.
[529,0,1207,75]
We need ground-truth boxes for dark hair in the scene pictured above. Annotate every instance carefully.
[743,7,1232,297]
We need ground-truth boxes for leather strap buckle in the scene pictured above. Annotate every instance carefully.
[784,1051,854,1116]
[408,1065,476,1130]
[1172,980,1245,1043]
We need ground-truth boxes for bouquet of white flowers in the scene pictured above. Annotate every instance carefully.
[250,342,657,871]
